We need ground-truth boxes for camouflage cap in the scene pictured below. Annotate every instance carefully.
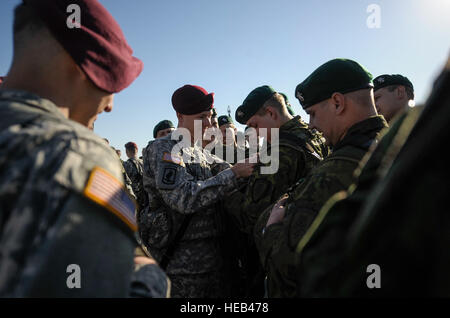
[218,115,234,127]
[373,74,414,92]
[153,120,174,138]
[295,58,373,109]
[235,85,276,124]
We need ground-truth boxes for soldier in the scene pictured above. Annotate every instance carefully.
[280,92,296,116]
[296,60,449,297]
[214,115,245,163]
[139,84,255,298]
[228,85,328,234]
[253,58,388,297]
[153,120,175,139]
[124,142,146,212]
[222,85,327,296]
[211,107,219,128]
[373,74,415,123]
[203,108,219,149]
[112,146,136,200]
[0,0,168,297]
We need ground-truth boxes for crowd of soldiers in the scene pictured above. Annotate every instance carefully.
[0,0,449,298]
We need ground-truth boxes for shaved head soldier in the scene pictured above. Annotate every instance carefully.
[0,0,168,297]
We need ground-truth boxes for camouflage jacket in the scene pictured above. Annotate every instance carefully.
[139,131,238,275]
[0,89,161,297]
[124,157,146,210]
[295,106,423,297]
[224,116,328,235]
[254,115,387,297]
[295,66,450,297]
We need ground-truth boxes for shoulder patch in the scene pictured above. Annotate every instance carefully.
[162,152,184,166]
[83,166,137,232]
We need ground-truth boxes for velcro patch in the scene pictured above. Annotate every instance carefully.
[83,167,137,232]
[162,152,184,166]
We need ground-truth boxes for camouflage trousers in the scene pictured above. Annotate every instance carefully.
[169,271,227,298]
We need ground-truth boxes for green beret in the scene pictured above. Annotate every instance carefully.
[235,85,276,124]
[218,115,234,127]
[295,58,374,109]
[153,120,174,138]
[279,92,295,116]
[373,74,414,92]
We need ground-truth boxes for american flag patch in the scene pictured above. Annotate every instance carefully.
[83,167,137,232]
[162,152,183,165]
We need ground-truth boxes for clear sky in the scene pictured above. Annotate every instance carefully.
[1,0,449,160]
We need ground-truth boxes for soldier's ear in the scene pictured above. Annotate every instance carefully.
[266,106,277,120]
[331,93,345,115]
[176,112,183,123]
[397,86,406,99]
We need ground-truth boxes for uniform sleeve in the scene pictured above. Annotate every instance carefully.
[254,167,354,296]
[144,140,238,215]
[225,145,304,234]
[130,263,171,298]
[202,147,232,174]
[13,193,136,297]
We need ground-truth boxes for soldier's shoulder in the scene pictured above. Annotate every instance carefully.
[145,134,179,157]
[50,124,124,189]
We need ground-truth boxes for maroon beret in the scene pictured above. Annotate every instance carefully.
[171,85,214,115]
[24,0,143,93]
[125,142,138,149]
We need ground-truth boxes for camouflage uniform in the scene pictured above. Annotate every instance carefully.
[254,115,387,297]
[296,64,449,297]
[124,157,146,211]
[139,131,239,298]
[225,115,328,234]
[222,115,327,296]
[0,90,167,297]
[121,161,136,200]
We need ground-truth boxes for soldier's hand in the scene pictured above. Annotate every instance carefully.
[134,256,157,266]
[231,162,255,178]
[266,195,289,226]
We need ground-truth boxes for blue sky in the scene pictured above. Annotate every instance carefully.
[1,0,449,159]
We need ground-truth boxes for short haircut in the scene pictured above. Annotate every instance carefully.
[256,92,287,116]
[13,4,45,48]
